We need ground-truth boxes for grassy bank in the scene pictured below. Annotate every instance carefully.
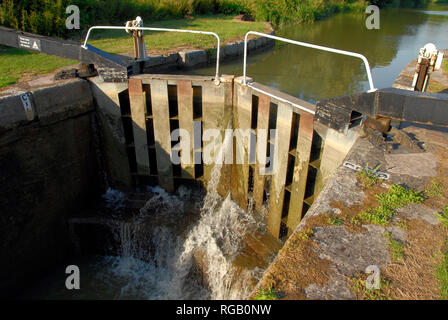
[436,206,448,299]
[219,0,367,26]
[437,231,448,299]
[0,0,370,38]
[0,0,371,88]
[0,15,268,88]
[89,14,268,54]
[427,54,448,93]
[0,46,77,88]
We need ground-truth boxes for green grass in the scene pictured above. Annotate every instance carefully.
[0,46,77,88]
[425,180,443,197]
[0,0,370,37]
[254,284,279,300]
[351,273,391,300]
[357,163,383,188]
[328,216,344,226]
[89,14,268,54]
[436,206,448,300]
[395,220,408,230]
[296,228,314,240]
[359,184,425,226]
[428,81,448,93]
[437,238,448,300]
[436,206,448,228]
[384,232,405,262]
[0,15,268,88]
[244,0,367,26]
[428,59,448,92]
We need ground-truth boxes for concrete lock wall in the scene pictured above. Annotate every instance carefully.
[0,79,101,296]
[99,74,358,239]
[0,72,358,296]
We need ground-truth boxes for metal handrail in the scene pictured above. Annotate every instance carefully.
[82,26,221,81]
[243,31,377,94]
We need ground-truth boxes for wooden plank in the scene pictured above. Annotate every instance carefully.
[202,81,226,188]
[149,79,174,192]
[286,112,314,234]
[253,94,270,210]
[267,102,293,238]
[217,76,235,197]
[128,78,150,175]
[177,80,195,179]
[231,82,252,211]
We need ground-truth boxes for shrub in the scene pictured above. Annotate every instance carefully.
[0,0,370,38]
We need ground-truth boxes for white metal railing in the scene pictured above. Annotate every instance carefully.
[243,32,377,113]
[82,26,221,81]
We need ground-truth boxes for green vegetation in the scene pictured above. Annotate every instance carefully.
[350,215,362,226]
[436,206,448,300]
[328,216,344,226]
[0,46,77,88]
[382,0,435,7]
[437,238,448,300]
[235,0,367,26]
[395,220,408,230]
[384,232,405,262]
[254,284,279,300]
[357,163,383,188]
[428,56,448,92]
[436,206,448,227]
[426,180,443,198]
[89,14,267,54]
[0,0,439,88]
[1,0,219,37]
[0,15,267,88]
[297,228,314,240]
[359,184,424,226]
[351,273,391,300]
[0,0,370,38]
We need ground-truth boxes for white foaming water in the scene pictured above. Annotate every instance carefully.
[94,128,268,300]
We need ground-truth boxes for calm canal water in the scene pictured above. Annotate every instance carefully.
[191,5,448,103]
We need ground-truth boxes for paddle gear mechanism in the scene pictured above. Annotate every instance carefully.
[125,16,148,60]
[412,43,444,92]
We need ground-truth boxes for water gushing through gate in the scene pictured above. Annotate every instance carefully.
[94,128,273,300]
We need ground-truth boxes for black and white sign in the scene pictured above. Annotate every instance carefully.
[20,93,34,120]
[343,161,390,180]
[18,35,41,51]
[20,94,32,111]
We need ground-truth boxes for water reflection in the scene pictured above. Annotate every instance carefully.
[189,7,448,103]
